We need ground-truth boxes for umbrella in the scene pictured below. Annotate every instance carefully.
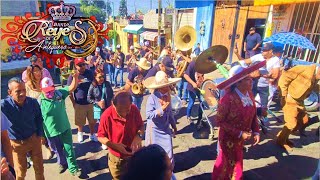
[264,32,316,50]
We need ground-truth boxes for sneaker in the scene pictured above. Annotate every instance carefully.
[77,132,84,143]
[58,165,68,174]
[90,134,98,142]
[71,169,82,177]
[101,144,108,150]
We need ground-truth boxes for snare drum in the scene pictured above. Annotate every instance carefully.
[200,78,226,108]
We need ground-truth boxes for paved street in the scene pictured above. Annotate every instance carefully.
[21,71,319,180]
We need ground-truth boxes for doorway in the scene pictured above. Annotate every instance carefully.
[242,18,266,57]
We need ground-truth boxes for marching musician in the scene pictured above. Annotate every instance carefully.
[144,54,175,80]
[113,45,125,88]
[175,50,192,105]
[105,47,115,86]
[126,45,138,72]
[183,58,203,127]
[125,58,151,110]
[92,47,105,72]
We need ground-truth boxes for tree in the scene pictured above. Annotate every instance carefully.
[119,0,128,18]
[80,0,106,23]
[106,0,112,18]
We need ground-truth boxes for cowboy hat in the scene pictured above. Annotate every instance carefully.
[136,57,151,70]
[144,71,181,89]
[135,44,142,49]
[216,60,266,90]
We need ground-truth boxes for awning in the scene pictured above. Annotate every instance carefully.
[141,31,158,41]
[254,0,318,6]
[123,24,144,34]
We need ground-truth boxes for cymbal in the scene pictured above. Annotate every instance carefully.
[195,45,228,74]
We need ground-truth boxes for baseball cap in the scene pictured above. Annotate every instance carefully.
[273,46,284,53]
[29,55,38,62]
[129,45,134,50]
[249,27,256,31]
[161,57,174,72]
[261,43,274,51]
[41,77,55,93]
[74,57,85,65]
[96,47,100,52]
[116,44,121,49]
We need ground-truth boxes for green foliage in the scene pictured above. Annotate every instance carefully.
[108,30,118,39]
[80,0,106,23]
[119,0,128,17]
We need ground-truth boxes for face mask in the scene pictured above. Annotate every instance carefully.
[45,91,55,99]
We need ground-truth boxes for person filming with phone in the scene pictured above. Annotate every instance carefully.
[97,91,144,180]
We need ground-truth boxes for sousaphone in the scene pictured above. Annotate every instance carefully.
[174,25,197,78]
[195,45,228,74]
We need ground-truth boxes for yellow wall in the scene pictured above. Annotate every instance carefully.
[114,21,129,54]
[1,17,15,62]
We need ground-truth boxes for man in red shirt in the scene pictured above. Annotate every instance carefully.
[97,91,144,180]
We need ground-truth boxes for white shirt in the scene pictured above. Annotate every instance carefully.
[250,54,280,87]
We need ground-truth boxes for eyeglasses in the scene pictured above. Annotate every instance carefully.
[97,76,104,79]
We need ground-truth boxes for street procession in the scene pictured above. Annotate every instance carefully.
[0,0,320,179]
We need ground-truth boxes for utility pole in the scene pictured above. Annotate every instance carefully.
[158,0,161,55]
[111,1,116,51]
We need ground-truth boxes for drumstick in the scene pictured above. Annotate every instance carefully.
[197,88,205,95]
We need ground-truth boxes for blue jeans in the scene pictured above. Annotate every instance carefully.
[107,64,115,85]
[255,86,269,108]
[177,79,188,100]
[132,96,143,111]
[114,67,124,87]
[187,90,202,121]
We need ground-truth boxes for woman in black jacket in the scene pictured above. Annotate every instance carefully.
[87,69,114,121]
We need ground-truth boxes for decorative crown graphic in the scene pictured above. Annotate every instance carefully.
[48,1,76,22]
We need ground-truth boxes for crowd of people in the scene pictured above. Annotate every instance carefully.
[1,33,319,180]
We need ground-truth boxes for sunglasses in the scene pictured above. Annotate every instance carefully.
[97,76,104,79]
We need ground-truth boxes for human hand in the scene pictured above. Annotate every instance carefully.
[131,135,142,153]
[97,100,105,109]
[244,48,246,52]
[1,157,9,176]
[241,131,252,141]
[192,82,198,89]
[71,71,79,78]
[172,128,178,138]
[252,134,260,146]
[110,143,133,156]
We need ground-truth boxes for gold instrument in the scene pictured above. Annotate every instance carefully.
[174,26,197,51]
[174,26,197,78]
[131,83,145,95]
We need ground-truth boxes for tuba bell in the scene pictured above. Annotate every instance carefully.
[174,26,197,78]
[174,25,197,51]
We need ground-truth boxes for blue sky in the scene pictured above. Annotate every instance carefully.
[64,0,173,15]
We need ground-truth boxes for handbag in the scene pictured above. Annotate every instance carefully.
[93,83,106,120]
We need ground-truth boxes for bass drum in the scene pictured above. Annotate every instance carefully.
[200,78,226,108]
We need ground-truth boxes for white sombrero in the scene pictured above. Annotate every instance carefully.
[136,57,151,70]
[144,71,181,89]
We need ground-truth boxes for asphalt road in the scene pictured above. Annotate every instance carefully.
[2,67,319,180]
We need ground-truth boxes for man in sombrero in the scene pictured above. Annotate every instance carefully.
[124,57,151,110]
[143,71,181,180]
[211,62,265,180]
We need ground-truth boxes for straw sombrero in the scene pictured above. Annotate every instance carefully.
[144,71,181,89]
[136,57,151,70]
[216,60,266,90]
[135,44,142,49]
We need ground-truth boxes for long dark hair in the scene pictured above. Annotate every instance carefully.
[121,144,170,180]
[26,65,42,90]
[92,68,104,87]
